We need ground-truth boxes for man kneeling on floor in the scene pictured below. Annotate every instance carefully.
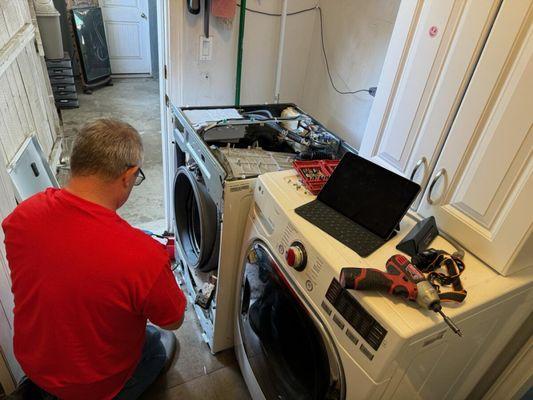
[2,118,187,399]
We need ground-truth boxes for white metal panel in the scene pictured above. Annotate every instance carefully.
[7,136,59,201]
[418,0,533,275]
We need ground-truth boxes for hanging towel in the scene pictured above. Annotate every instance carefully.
[211,0,236,19]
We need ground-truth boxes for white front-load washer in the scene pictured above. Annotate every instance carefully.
[170,104,349,353]
[234,170,533,399]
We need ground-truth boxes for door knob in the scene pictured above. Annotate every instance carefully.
[141,12,147,19]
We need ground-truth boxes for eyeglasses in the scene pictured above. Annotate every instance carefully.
[134,168,145,186]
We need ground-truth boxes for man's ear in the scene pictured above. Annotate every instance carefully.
[122,166,138,187]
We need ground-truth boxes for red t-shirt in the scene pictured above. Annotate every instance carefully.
[2,188,186,400]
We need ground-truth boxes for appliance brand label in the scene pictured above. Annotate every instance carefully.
[229,184,250,192]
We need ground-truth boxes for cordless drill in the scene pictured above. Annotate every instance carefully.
[340,254,462,336]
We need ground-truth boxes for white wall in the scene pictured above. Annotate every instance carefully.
[300,0,400,149]
[241,0,316,104]
[178,0,400,149]
[180,0,316,106]
[181,3,238,105]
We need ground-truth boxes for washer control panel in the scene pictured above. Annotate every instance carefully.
[325,278,387,352]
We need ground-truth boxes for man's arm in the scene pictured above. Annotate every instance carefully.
[143,266,187,330]
[160,313,185,331]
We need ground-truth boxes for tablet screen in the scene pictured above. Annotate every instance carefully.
[318,153,421,239]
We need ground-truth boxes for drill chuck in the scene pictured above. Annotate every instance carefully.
[417,281,463,336]
[415,281,441,310]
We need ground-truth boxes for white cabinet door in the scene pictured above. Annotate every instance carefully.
[360,0,500,205]
[101,0,152,74]
[418,0,533,276]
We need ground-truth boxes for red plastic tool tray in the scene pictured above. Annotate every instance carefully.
[293,159,340,195]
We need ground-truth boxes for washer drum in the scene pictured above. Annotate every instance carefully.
[173,166,218,272]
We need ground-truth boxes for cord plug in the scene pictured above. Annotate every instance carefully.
[368,87,377,97]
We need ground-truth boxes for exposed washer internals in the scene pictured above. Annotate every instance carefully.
[234,170,533,399]
[170,104,350,353]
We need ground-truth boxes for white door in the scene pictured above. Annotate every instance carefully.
[100,0,152,75]
[360,0,500,207]
[417,0,533,276]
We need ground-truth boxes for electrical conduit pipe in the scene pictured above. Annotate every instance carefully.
[235,0,246,105]
[274,0,288,103]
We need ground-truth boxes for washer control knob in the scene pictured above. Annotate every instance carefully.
[286,242,307,271]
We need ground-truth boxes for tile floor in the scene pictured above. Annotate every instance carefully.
[61,78,251,400]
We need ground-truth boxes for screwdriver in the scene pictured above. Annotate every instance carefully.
[436,308,462,336]
[340,254,463,337]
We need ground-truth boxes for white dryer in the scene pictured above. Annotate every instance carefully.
[234,170,533,399]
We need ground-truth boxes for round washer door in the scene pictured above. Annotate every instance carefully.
[239,240,345,400]
[173,166,217,271]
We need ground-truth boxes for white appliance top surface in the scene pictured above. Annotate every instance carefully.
[257,169,533,337]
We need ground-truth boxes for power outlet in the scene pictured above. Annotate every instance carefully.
[199,36,213,61]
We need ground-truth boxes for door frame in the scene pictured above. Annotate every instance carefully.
[157,0,184,233]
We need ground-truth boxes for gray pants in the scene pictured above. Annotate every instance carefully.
[114,326,168,399]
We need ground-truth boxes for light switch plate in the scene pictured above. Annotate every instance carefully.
[199,36,213,61]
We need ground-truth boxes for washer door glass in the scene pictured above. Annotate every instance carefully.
[239,241,343,400]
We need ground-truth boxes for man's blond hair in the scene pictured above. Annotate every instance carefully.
[70,118,143,179]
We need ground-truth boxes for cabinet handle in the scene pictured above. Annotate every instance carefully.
[427,168,446,205]
[410,156,427,181]
[141,12,147,19]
